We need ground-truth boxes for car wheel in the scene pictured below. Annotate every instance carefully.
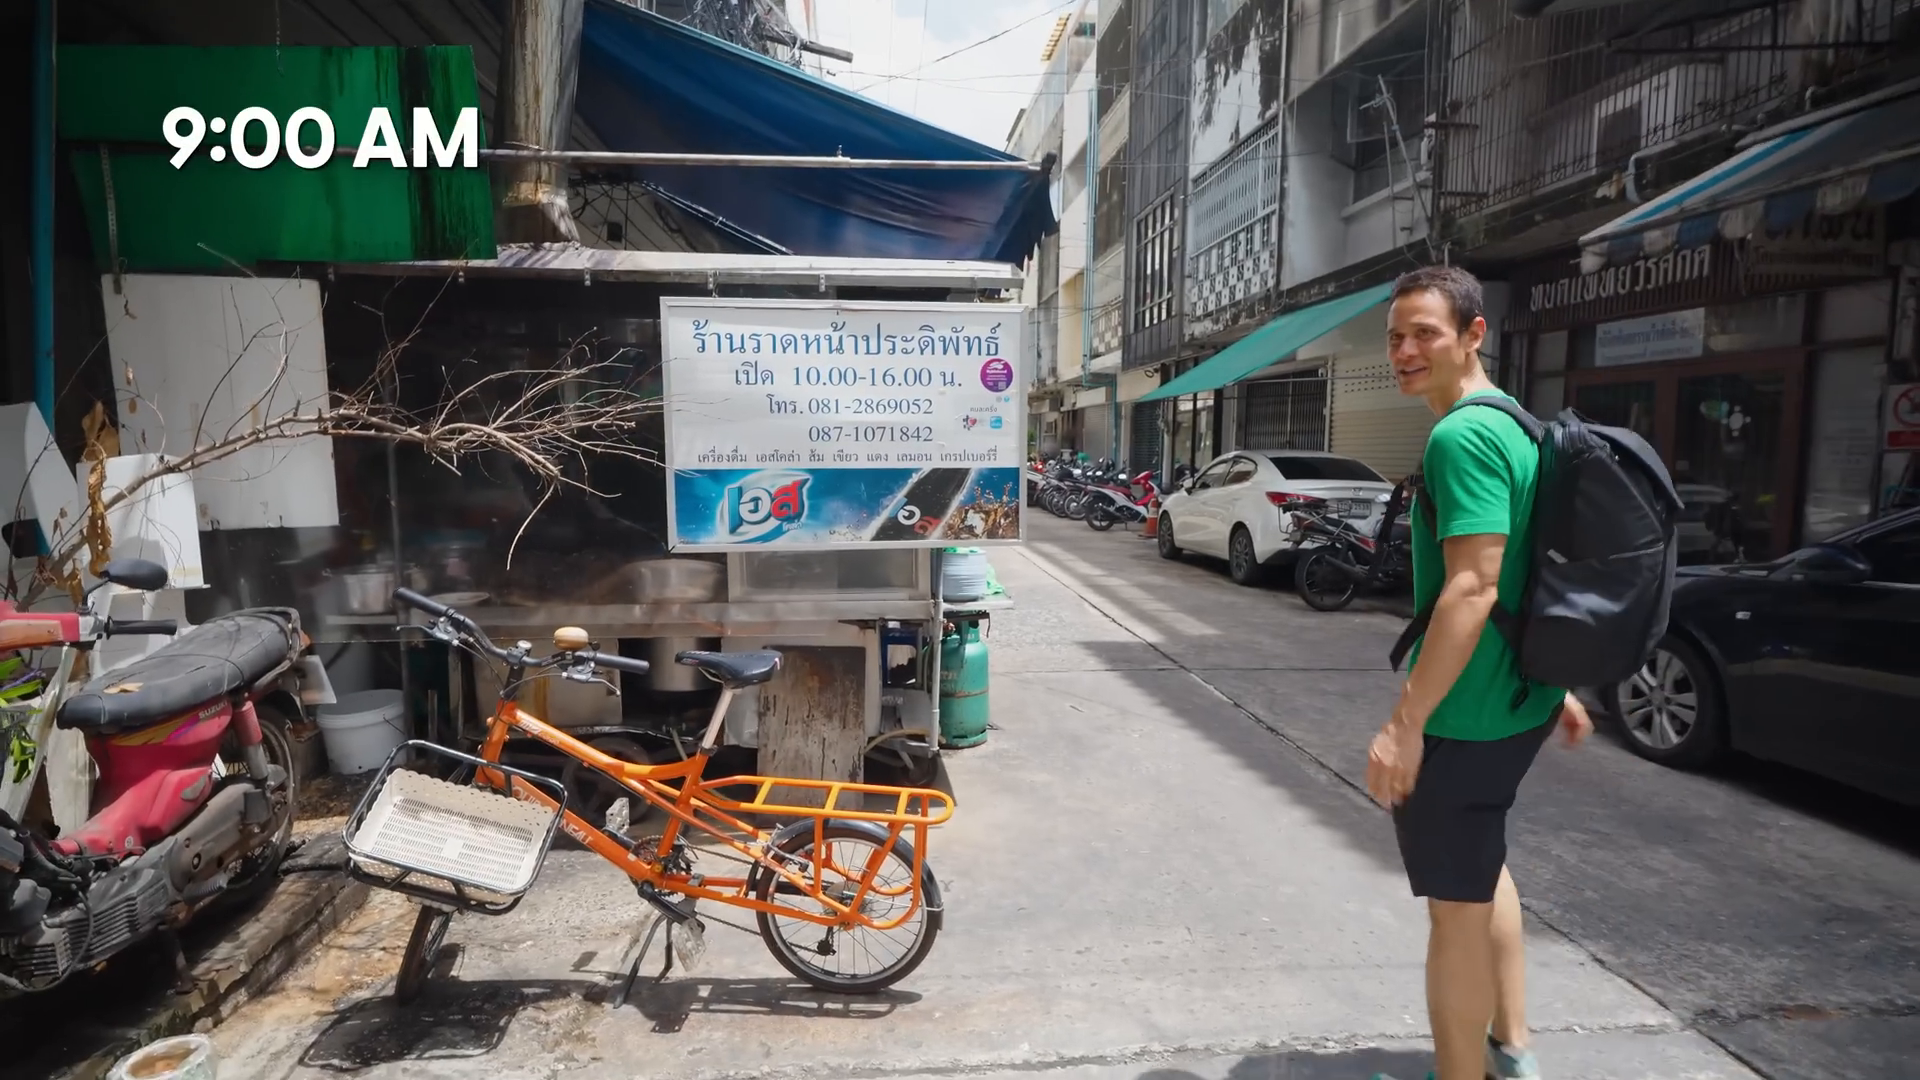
[1227,526,1266,586]
[1608,635,1727,767]
[1157,514,1181,559]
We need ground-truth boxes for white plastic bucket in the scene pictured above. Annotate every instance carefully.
[941,548,990,602]
[315,689,407,775]
[108,1035,217,1080]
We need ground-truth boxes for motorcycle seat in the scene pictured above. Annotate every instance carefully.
[57,609,302,734]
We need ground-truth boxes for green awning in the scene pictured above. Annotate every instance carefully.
[1140,282,1394,402]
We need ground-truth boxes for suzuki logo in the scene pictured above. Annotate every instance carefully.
[723,470,812,542]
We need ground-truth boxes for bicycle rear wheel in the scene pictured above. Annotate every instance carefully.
[752,822,942,993]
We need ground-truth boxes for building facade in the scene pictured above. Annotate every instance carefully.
[1014,4,1101,458]
[1429,0,1920,560]
[1008,0,1920,527]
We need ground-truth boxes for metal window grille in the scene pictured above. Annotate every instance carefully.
[1134,194,1181,329]
[1428,0,1917,225]
[1242,373,1329,451]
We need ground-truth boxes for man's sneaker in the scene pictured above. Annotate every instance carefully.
[1486,1035,1541,1079]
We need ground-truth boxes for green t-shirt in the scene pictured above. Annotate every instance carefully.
[1406,389,1564,741]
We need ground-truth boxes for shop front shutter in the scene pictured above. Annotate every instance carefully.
[1328,355,1435,482]
[1130,400,1164,474]
[1242,372,1329,451]
[1079,404,1115,462]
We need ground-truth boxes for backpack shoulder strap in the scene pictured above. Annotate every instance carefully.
[1387,393,1540,673]
[1453,393,1547,442]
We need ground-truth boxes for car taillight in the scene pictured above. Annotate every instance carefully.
[1266,492,1313,508]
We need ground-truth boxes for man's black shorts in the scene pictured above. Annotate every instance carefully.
[1391,711,1557,904]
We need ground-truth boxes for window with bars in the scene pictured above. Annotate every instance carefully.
[1188,121,1279,253]
[1134,195,1180,330]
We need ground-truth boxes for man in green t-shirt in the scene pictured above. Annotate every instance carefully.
[1365,266,1593,1080]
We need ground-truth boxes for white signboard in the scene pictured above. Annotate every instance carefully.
[660,297,1027,550]
[1594,308,1707,368]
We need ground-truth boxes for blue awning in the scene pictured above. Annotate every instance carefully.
[573,0,1056,263]
[1579,84,1920,271]
[1140,283,1395,403]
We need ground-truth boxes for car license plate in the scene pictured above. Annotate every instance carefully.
[1328,499,1358,517]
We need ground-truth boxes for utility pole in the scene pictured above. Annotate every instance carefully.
[497,0,586,243]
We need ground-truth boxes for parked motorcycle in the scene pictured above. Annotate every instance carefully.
[1084,469,1162,531]
[0,558,310,995]
[1041,458,1116,520]
[1026,450,1074,507]
[1291,481,1415,612]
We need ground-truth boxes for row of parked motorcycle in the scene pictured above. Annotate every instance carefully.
[1025,450,1415,612]
[1026,453,1188,532]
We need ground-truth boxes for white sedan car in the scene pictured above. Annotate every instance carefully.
[1156,450,1396,585]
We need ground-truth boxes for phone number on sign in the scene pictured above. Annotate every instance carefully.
[805,397,934,416]
[807,425,936,444]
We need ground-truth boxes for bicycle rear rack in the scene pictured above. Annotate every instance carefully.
[342,740,570,916]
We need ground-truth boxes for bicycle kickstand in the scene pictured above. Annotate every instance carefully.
[611,914,679,1008]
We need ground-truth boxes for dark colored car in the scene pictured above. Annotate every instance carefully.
[1603,507,1920,806]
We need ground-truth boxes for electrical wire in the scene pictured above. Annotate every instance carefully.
[850,0,1090,93]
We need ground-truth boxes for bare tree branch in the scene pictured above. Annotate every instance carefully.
[16,281,659,607]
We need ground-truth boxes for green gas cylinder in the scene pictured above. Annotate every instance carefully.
[938,617,990,748]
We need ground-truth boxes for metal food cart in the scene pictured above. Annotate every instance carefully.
[269,246,1027,807]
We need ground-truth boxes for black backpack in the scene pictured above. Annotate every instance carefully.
[1388,396,1684,702]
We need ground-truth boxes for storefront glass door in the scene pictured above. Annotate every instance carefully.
[1563,354,1803,563]
[1672,371,1787,564]
[1571,381,1657,443]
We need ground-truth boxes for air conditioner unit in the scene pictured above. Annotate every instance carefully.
[1590,64,1724,167]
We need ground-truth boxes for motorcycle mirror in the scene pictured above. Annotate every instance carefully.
[100,558,169,593]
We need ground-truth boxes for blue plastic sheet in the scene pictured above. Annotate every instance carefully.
[574,0,1056,262]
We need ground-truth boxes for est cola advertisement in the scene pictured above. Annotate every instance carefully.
[660,297,1027,551]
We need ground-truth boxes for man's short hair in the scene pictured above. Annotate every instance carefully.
[1391,265,1484,332]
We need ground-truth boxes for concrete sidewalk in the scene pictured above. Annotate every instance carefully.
[197,521,1766,1080]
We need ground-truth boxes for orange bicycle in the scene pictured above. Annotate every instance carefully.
[341,588,952,1003]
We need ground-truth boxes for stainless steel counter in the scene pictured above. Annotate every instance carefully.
[318,597,945,642]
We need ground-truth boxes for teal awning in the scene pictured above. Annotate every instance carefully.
[1140,282,1394,402]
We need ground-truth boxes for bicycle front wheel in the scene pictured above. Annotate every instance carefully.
[753,822,942,993]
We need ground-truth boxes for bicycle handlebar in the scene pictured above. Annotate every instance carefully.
[393,587,454,621]
[391,587,652,678]
[107,619,179,637]
[569,649,651,677]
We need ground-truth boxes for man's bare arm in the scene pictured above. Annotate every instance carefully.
[1392,532,1505,731]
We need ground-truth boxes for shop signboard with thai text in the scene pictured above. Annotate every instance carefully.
[1594,308,1707,367]
[1528,246,1715,317]
[1749,207,1885,280]
[660,298,1027,551]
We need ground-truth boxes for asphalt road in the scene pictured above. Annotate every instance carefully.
[194,515,1917,1080]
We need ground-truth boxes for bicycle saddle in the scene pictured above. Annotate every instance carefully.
[675,650,783,688]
